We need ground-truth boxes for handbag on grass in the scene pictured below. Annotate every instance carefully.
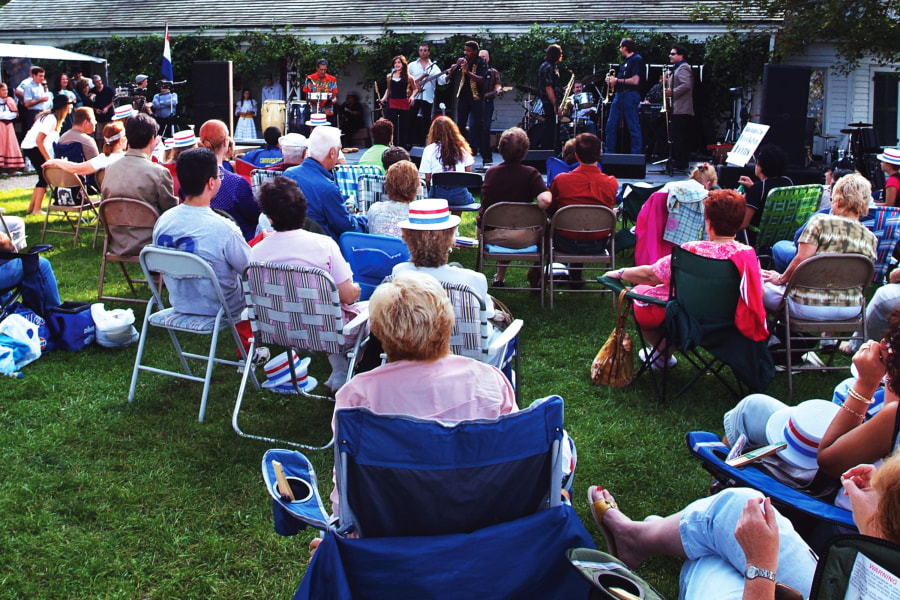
[591,290,634,387]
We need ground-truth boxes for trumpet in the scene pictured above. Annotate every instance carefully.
[602,67,617,105]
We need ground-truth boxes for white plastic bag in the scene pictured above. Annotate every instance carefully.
[90,303,139,348]
[0,313,41,370]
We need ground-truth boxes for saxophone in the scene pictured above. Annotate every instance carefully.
[557,70,575,122]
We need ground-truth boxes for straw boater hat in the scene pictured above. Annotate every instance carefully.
[172,129,197,148]
[765,399,840,470]
[398,198,461,231]
[876,148,900,167]
[113,105,135,120]
[306,113,329,127]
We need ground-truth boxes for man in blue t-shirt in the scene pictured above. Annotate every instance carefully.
[241,126,284,169]
[605,38,644,154]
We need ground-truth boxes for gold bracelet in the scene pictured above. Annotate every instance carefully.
[841,403,866,419]
[847,387,874,405]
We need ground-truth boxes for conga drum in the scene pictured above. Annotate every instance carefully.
[261,100,286,134]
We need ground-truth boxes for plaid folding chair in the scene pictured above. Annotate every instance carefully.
[333,164,383,202]
[752,184,823,254]
[250,168,279,198]
[863,206,900,285]
[354,173,385,214]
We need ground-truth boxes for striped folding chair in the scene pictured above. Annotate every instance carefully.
[863,206,900,285]
[233,263,369,449]
[333,164,384,202]
[250,168,279,198]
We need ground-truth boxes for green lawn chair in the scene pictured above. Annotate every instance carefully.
[751,184,823,256]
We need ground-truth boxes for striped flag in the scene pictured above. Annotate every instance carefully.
[161,24,173,81]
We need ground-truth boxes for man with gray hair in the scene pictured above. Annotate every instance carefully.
[282,126,366,240]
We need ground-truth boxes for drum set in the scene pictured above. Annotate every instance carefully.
[517,73,606,150]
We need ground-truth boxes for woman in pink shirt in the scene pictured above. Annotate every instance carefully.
[329,271,516,514]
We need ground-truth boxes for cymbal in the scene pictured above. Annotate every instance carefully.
[816,134,836,140]
[516,84,539,96]
[847,122,873,128]
[580,72,606,85]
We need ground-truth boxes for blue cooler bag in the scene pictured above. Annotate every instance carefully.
[48,301,96,352]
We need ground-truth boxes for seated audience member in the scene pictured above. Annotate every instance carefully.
[761,173,877,320]
[658,162,720,245]
[0,231,61,318]
[605,190,767,370]
[282,126,367,241]
[738,145,792,246]
[101,113,177,221]
[272,133,307,170]
[541,133,618,287]
[357,118,393,172]
[381,145,410,171]
[57,107,99,162]
[329,270,517,513]
[588,450,900,600]
[250,176,362,392]
[162,129,197,197]
[724,312,900,506]
[43,121,127,176]
[479,127,551,286]
[338,91,366,143]
[197,119,261,241]
[421,116,475,206]
[241,126,283,169]
[562,138,577,165]
[877,148,900,207]
[366,160,419,237]
[152,148,250,320]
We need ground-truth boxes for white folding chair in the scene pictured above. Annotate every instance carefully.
[128,246,259,422]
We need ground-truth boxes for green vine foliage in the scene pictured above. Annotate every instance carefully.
[63,23,770,136]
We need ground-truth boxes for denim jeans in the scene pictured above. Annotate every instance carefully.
[432,184,474,207]
[605,90,642,154]
[679,488,817,600]
[0,255,62,318]
[772,240,797,272]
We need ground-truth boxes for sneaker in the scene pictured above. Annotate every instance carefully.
[638,347,677,371]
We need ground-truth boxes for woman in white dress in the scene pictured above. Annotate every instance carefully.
[234,88,258,139]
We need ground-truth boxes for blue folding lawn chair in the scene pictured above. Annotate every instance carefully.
[262,395,595,599]
[338,232,409,301]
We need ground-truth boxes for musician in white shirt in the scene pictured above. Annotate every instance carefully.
[408,43,441,145]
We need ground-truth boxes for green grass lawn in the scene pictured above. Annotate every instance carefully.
[0,187,850,599]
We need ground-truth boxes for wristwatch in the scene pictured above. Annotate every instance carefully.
[744,565,776,582]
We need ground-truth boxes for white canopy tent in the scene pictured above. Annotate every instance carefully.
[0,42,107,84]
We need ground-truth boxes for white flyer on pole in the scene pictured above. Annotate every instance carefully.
[726,123,770,167]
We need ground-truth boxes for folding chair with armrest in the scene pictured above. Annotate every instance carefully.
[772,253,873,397]
[41,166,101,247]
[863,205,900,285]
[477,202,547,305]
[0,245,52,322]
[338,232,409,301]
[751,184,823,259]
[262,395,595,599]
[233,262,369,450]
[97,198,160,303]
[333,164,383,202]
[600,246,775,402]
[548,204,616,308]
[128,246,260,422]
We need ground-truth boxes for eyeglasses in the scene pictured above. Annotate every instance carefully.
[217,169,225,180]
[669,52,678,56]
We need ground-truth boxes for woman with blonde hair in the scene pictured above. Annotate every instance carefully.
[42,120,127,176]
[379,55,417,148]
[420,116,475,206]
[366,160,420,237]
[20,95,72,215]
[197,119,260,240]
[689,162,718,189]
[761,172,877,321]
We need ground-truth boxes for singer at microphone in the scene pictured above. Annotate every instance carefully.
[302,58,338,125]
[380,55,417,147]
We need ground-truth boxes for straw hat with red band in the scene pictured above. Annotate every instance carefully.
[261,351,317,394]
[764,399,840,469]
[398,198,461,231]
[876,147,900,167]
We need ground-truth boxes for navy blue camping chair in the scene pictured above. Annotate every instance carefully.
[263,395,595,599]
[338,232,409,301]
[686,431,855,530]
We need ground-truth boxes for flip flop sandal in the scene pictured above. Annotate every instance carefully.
[588,485,619,558]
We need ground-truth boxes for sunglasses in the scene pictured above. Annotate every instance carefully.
[669,52,678,56]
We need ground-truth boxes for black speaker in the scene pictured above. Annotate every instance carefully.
[523,149,555,172]
[192,61,233,134]
[600,153,646,179]
[760,65,810,166]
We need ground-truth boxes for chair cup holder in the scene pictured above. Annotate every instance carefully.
[272,477,314,504]
[592,573,644,598]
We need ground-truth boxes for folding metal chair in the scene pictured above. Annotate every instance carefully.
[41,166,101,247]
[354,173,385,214]
[250,168,279,198]
[773,253,874,397]
[128,246,259,422]
[333,164,383,201]
[477,202,547,305]
[232,263,369,449]
[752,184,823,257]
[431,171,482,212]
[548,204,616,308]
[338,232,409,301]
[863,205,900,285]
[97,198,160,303]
